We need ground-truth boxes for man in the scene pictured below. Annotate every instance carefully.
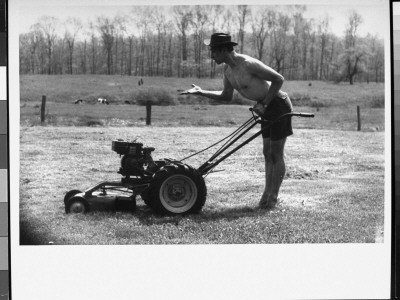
[181,33,293,209]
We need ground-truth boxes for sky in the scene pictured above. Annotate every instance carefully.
[15,0,388,38]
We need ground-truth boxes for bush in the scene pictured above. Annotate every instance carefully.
[368,93,385,108]
[85,94,120,104]
[134,87,178,106]
[177,94,210,105]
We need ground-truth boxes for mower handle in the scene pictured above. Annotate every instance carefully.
[249,108,314,119]
[197,110,314,175]
[289,112,315,118]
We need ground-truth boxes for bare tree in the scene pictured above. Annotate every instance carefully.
[251,8,271,61]
[97,16,116,75]
[17,5,384,82]
[87,21,98,74]
[221,6,234,33]
[345,11,362,48]
[113,14,128,75]
[269,11,290,73]
[132,7,154,76]
[288,9,307,79]
[367,34,384,82]
[152,7,168,76]
[208,5,225,78]
[173,6,192,77]
[192,5,209,78]
[237,5,250,53]
[36,16,60,74]
[64,17,82,74]
[318,16,330,80]
[23,24,42,74]
[300,18,313,78]
[118,13,137,76]
[341,11,365,84]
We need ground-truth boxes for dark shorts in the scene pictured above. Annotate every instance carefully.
[261,93,293,140]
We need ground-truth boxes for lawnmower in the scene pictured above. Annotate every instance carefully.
[64,110,314,215]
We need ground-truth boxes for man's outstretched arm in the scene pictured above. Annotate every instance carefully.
[180,74,234,102]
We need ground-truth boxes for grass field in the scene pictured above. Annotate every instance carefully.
[20,75,385,131]
[19,75,386,245]
[20,126,385,245]
[20,75,385,109]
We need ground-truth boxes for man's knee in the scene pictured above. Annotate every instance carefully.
[270,151,284,164]
[263,150,282,164]
[269,138,286,164]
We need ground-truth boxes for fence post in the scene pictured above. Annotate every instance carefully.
[146,101,152,125]
[357,105,361,131]
[41,95,46,123]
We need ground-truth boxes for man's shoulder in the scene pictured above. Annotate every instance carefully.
[237,54,265,67]
[239,53,256,60]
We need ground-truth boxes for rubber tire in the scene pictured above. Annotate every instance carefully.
[147,163,207,215]
[140,160,168,208]
[64,189,82,205]
[65,196,90,214]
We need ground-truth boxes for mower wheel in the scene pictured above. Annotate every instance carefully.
[148,163,207,215]
[65,196,90,214]
[64,189,82,205]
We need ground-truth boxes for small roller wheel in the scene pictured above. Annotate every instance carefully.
[65,196,90,214]
[64,189,82,205]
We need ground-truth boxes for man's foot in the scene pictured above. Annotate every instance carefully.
[258,197,277,210]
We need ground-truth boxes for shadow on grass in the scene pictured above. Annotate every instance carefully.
[20,220,55,245]
[133,203,275,226]
[20,225,39,245]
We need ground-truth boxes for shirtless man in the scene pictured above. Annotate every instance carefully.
[181,33,293,209]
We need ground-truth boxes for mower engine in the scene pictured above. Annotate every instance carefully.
[112,140,155,177]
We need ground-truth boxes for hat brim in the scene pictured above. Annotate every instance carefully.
[204,39,238,47]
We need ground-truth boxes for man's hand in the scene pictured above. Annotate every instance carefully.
[252,102,266,117]
[180,84,202,95]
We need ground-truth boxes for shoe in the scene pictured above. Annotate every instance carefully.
[258,198,277,210]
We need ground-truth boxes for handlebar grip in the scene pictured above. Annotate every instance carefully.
[293,113,315,118]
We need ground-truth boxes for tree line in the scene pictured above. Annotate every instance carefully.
[19,5,385,84]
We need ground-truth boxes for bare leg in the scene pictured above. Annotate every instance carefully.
[269,138,287,202]
[260,138,272,205]
[259,137,287,209]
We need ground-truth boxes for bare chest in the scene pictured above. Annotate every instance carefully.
[225,66,253,90]
[225,65,269,101]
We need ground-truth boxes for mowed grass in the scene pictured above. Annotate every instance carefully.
[19,75,386,244]
[19,125,385,245]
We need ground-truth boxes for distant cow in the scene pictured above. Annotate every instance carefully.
[74,99,83,104]
[97,98,109,105]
